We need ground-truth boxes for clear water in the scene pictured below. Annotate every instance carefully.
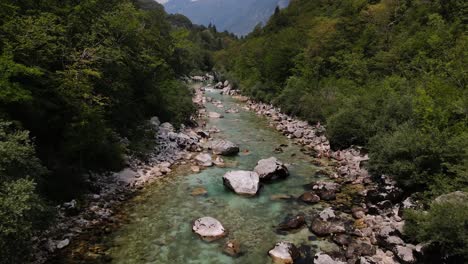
[106,90,334,264]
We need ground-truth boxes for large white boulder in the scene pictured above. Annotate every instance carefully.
[254,157,289,181]
[192,217,226,242]
[222,170,260,196]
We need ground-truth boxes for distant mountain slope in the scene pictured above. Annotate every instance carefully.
[158,0,289,36]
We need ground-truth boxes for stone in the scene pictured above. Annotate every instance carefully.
[394,245,416,263]
[319,207,336,221]
[254,157,289,181]
[222,170,260,196]
[309,217,345,236]
[208,112,223,118]
[192,217,226,242]
[56,238,70,249]
[277,215,306,232]
[333,234,352,246]
[209,139,239,156]
[223,240,242,257]
[346,240,376,258]
[434,191,468,204]
[299,192,320,204]
[270,194,294,201]
[191,166,200,173]
[191,187,208,196]
[195,153,213,167]
[314,252,346,264]
[268,241,299,264]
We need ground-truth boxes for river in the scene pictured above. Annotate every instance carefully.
[98,88,337,263]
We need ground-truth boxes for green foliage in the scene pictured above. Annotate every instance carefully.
[0,121,47,263]
[215,0,467,197]
[404,199,468,260]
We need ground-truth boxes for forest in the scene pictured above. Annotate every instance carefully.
[0,0,235,262]
[215,0,467,260]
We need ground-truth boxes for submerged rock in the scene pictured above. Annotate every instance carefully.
[192,217,226,242]
[299,192,320,204]
[254,157,289,181]
[277,214,306,232]
[222,170,260,196]
[208,112,224,118]
[209,139,239,156]
[223,240,242,257]
[268,241,299,264]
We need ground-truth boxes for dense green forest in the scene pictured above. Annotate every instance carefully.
[215,0,467,259]
[0,0,235,262]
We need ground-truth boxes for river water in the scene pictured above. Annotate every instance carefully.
[105,89,335,263]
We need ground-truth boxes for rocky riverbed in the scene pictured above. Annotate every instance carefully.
[40,77,426,264]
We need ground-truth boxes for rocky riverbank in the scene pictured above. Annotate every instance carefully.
[211,80,422,263]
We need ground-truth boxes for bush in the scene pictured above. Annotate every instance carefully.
[404,198,468,260]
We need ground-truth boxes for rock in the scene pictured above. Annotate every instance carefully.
[222,171,260,196]
[346,240,376,258]
[270,194,294,201]
[159,122,174,133]
[56,238,70,249]
[394,245,416,263]
[299,192,320,204]
[195,153,213,167]
[309,217,345,236]
[352,207,366,219]
[208,112,223,118]
[314,252,346,264]
[213,156,225,167]
[192,217,226,242]
[149,116,160,128]
[319,207,336,221]
[223,240,242,257]
[316,189,336,201]
[333,234,352,246]
[209,139,239,156]
[191,187,208,196]
[191,166,200,173]
[277,215,306,232]
[254,157,289,181]
[268,241,299,264]
[433,191,468,204]
[223,80,229,87]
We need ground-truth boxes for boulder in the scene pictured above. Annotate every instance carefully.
[309,209,345,236]
[310,217,345,236]
[192,217,226,242]
[222,171,260,196]
[209,139,239,156]
[277,215,306,232]
[195,153,213,167]
[394,245,416,263]
[268,241,299,264]
[254,157,289,181]
[345,240,376,258]
[299,192,320,204]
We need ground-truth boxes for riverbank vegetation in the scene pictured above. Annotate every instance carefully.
[215,0,467,260]
[0,0,235,262]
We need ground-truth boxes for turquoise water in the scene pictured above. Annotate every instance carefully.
[106,90,333,263]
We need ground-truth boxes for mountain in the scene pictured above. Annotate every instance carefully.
[157,0,289,36]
